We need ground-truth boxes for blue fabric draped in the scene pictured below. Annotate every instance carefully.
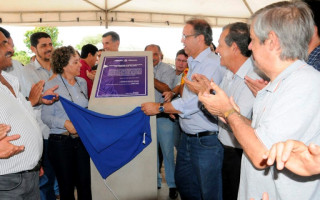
[59,96,151,179]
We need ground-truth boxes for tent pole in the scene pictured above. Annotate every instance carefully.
[105,0,108,28]
[242,0,253,15]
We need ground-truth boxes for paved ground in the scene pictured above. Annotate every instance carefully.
[157,183,181,200]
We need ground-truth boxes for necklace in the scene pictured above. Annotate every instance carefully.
[59,74,88,102]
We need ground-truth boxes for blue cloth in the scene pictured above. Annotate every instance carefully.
[307,45,320,71]
[59,96,152,179]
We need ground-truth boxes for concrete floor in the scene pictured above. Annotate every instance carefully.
[157,183,180,200]
[158,154,181,200]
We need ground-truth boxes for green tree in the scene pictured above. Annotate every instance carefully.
[24,27,63,52]
[76,34,102,50]
[12,50,30,66]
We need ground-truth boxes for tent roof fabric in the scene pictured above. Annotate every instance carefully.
[0,0,283,27]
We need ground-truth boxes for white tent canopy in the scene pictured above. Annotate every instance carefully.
[0,0,283,27]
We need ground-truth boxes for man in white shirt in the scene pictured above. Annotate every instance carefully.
[0,31,43,199]
[0,31,58,199]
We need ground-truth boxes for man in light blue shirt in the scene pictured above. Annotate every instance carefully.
[142,18,225,200]
[144,44,177,199]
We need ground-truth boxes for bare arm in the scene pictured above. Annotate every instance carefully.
[64,120,77,134]
[198,81,268,169]
[141,102,181,116]
[154,78,171,93]
[163,85,181,102]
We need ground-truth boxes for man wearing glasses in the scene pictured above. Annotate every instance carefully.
[142,18,225,200]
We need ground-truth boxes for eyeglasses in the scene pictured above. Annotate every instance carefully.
[176,58,187,63]
[182,34,198,40]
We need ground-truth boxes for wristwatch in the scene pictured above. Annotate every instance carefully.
[159,103,165,113]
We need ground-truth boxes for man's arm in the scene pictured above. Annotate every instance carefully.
[64,120,77,134]
[154,78,171,93]
[198,81,268,168]
[162,84,181,102]
[141,102,181,116]
[263,140,320,176]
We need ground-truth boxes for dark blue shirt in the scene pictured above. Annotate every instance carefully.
[307,45,320,71]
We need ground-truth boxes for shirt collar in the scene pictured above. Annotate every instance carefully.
[308,45,320,60]
[34,58,43,70]
[235,57,254,79]
[188,47,212,63]
[188,47,211,69]
[310,45,320,56]
[264,60,306,93]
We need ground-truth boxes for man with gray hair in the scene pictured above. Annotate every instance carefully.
[102,31,120,51]
[197,1,320,199]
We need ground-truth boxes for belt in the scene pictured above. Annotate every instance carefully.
[49,132,79,140]
[184,131,218,138]
[156,113,170,118]
[62,131,79,138]
[17,161,41,174]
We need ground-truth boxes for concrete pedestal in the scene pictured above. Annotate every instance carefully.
[88,51,157,200]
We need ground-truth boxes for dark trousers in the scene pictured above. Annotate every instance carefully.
[222,146,243,200]
[40,139,57,200]
[48,135,92,200]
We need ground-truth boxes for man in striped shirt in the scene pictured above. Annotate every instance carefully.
[0,31,57,199]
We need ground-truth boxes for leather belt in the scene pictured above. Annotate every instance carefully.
[49,132,79,140]
[16,161,41,174]
[184,131,218,138]
[156,113,170,118]
[61,131,79,138]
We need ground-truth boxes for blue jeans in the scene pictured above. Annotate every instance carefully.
[157,117,176,188]
[175,133,223,200]
[173,119,182,149]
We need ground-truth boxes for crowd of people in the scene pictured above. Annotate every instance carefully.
[0,0,320,200]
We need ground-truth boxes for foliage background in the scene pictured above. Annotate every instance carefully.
[12,27,101,65]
